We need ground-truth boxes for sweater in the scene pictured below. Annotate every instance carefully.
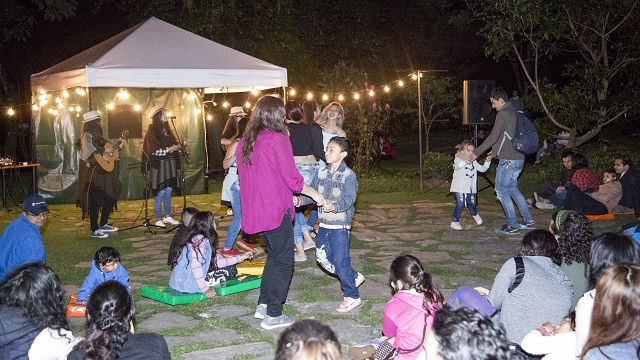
[0,214,46,282]
[589,180,622,213]
[77,260,130,302]
[236,130,304,233]
[67,333,171,360]
[474,102,523,161]
[520,330,576,360]
[487,256,573,343]
[382,290,436,360]
[583,339,640,360]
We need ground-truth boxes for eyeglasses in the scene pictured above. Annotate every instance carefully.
[27,211,49,218]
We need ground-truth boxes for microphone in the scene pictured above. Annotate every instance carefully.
[168,116,177,119]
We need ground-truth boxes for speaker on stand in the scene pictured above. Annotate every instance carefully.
[463,80,496,195]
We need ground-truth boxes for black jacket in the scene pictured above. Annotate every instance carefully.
[0,305,44,360]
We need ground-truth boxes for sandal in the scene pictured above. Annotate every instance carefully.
[336,297,362,313]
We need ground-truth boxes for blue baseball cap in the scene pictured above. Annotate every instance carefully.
[22,194,49,215]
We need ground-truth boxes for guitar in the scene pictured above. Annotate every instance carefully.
[94,130,129,172]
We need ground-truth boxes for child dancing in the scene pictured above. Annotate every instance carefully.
[169,211,252,298]
[313,136,364,313]
[77,246,129,305]
[450,140,492,230]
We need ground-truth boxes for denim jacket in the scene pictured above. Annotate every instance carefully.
[313,161,358,228]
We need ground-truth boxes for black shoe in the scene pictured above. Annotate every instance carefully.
[517,220,536,230]
[495,225,519,235]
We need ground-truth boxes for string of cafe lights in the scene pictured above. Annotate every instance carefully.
[5,71,426,117]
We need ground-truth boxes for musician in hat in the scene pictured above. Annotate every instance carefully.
[142,105,182,228]
[76,110,123,238]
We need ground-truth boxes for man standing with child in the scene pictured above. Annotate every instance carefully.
[469,88,535,234]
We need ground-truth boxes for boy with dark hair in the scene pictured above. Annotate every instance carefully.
[313,136,365,313]
[613,154,640,219]
[77,246,129,304]
[533,150,574,209]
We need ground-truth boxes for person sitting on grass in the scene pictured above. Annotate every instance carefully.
[168,211,252,298]
[519,311,576,359]
[275,319,342,360]
[313,136,364,313]
[0,263,78,359]
[68,280,170,360]
[167,207,199,266]
[532,150,574,208]
[475,230,573,344]
[76,246,129,305]
[423,306,522,360]
[563,169,622,215]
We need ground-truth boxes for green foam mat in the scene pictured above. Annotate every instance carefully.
[140,286,207,305]
[213,275,262,296]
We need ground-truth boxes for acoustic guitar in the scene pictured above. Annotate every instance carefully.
[94,130,129,172]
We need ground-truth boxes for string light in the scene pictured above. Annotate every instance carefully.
[57,103,64,110]
[206,114,213,121]
[245,101,251,108]
[251,89,259,95]
[62,90,69,98]
[353,93,360,100]
[189,93,196,99]
[289,88,296,96]
[7,108,15,116]
[384,85,390,92]
[398,80,404,87]
[75,88,86,96]
[75,105,81,112]
[55,97,62,104]
[133,104,141,111]
[223,101,229,108]
[323,94,329,101]
[118,89,129,100]
[412,74,418,80]
[369,90,375,97]
[107,103,114,110]
[53,109,59,115]
[32,104,39,111]
[307,92,313,100]
[338,94,344,101]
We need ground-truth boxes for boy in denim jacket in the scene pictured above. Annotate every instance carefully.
[313,136,364,313]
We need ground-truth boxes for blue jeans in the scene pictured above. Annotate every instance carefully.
[224,181,242,249]
[293,212,310,245]
[293,163,318,244]
[258,210,295,317]
[452,192,477,222]
[307,208,318,229]
[154,186,172,220]
[551,189,567,208]
[315,227,358,299]
[495,159,533,228]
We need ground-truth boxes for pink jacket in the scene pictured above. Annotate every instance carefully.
[382,291,437,360]
[236,130,304,234]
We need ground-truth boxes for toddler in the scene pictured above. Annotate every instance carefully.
[450,140,492,230]
[77,246,129,304]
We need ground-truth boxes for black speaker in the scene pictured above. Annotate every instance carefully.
[463,80,496,125]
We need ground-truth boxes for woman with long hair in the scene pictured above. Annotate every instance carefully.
[68,280,170,360]
[549,210,595,307]
[142,106,182,228]
[315,102,346,152]
[285,100,325,261]
[581,263,640,359]
[237,95,324,330]
[0,262,78,359]
[77,111,122,238]
[575,232,640,355]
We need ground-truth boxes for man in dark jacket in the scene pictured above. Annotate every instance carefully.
[613,154,640,220]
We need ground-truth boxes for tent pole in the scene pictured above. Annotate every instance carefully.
[200,89,209,194]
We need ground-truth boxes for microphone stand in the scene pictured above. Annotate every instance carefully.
[120,158,163,234]
[166,118,189,233]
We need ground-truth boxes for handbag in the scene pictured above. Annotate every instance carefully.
[373,312,428,360]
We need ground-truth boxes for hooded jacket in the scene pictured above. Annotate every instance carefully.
[382,290,437,360]
[77,260,129,302]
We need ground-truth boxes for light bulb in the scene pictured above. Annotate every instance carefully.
[323,94,329,101]
[338,94,344,101]
[7,108,15,116]
[369,90,375,97]
[63,90,69,98]
[189,93,196,99]
[134,104,141,111]
[289,88,296,96]
[39,89,46,95]
[223,102,229,108]
[32,104,39,111]
[398,80,404,87]
[76,88,86,96]
[207,114,213,121]
[118,90,129,100]
[69,106,74,112]
[307,92,313,100]
[107,103,114,110]
[55,97,62,104]
[251,89,259,95]
[48,108,54,114]
[384,85,390,92]
[75,105,81,112]
[353,93,360,100]
[58,103,64,109]
[412,74,418,80]
[245,101,251,108]
[53,109,59,115]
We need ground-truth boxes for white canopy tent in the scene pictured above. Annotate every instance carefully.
[30,17,288,203]
[31,16,287,92]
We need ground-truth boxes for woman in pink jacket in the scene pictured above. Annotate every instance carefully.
[236,95,324,330]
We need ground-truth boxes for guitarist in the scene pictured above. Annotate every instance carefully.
[77,111,123,238]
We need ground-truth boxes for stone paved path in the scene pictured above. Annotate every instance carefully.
[62,195,620,359]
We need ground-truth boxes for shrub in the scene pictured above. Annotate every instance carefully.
[423,151,453,180]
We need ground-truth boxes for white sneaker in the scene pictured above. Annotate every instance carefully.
[163,216,180,225]
[450,222,462,230]
[254,304,267,319]
[155,220,167,228]
[473,214,483,225]
[355,272,365,287]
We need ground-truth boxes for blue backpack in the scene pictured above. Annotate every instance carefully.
[498,111,539,155]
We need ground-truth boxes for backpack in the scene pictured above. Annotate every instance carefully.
[498,111,539,155]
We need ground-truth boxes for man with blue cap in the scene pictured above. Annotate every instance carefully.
[0,194,49,281]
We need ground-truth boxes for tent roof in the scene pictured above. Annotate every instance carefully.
[30,17,287,93]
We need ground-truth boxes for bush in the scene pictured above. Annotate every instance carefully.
[423,151,453,180]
